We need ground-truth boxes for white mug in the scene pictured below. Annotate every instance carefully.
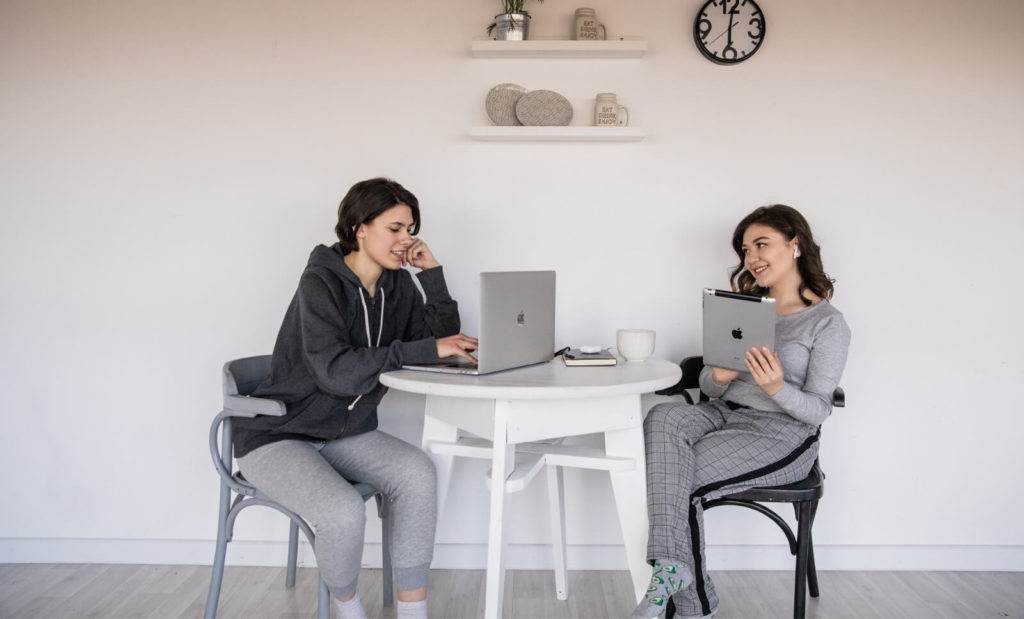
[616,329,656,362]
[595,93,630,127]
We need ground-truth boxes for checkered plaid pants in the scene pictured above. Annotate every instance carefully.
[644,399,820,618]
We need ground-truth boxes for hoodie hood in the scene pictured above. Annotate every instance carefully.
[308,242,399,298]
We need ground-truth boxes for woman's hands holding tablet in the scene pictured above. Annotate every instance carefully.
[711,346,784,397]
[745,346,784,396]
[711,366,739,387]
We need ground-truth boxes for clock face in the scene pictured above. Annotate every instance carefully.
[694,0,765,64]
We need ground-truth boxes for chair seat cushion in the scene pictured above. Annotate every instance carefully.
[718,462,824,503]
[235,471,377,502]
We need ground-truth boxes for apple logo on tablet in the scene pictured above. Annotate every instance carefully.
[731,327,743,340]
[516,310,526,326]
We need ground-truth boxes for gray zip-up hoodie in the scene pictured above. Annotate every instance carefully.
[232,243,461,457]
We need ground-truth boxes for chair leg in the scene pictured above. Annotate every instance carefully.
[546,464,568,600]
[378,494,395,606]
[286,520,299,588]
[793,500,813,619]
[205,463,233,619]
[318,576,330,619]
[204,518,229,619]
[806,531,820,599]
[807,500,820,598]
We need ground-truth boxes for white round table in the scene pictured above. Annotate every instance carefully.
[381,358,681,618]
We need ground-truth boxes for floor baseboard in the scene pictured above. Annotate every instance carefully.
[2,538,1021,571]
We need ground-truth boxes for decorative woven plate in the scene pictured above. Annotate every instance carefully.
[515,90,573,126]
[485,83,528,126]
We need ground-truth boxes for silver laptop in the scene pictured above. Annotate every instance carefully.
[403,270,556,375]
[702,288,776,372]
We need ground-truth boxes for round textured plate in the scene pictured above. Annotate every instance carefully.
[486,83,528,126]
[515,90,573,126]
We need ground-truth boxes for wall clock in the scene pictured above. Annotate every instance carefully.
[694,0,765,64]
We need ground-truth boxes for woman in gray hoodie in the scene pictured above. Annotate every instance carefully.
[233,178,477,619]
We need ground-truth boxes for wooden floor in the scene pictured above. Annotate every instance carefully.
[1,564,1022,618]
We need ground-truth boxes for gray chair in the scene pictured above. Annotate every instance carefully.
[205,355,394,619]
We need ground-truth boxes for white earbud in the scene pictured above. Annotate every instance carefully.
[793,246,800,259]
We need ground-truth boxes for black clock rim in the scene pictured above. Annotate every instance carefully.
[693,0,766,65]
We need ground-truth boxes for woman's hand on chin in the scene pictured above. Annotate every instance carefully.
[403,239,440,270]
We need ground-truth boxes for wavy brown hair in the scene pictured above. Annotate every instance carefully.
[729,204,834,306]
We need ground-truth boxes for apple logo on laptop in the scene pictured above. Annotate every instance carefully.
[731,327,743,340]
[516,310,526,326]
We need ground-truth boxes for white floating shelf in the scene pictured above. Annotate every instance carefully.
[470,37,646,58]
[470,126,646,142]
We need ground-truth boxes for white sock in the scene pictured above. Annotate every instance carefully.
[396,598,428,619]
[333,591,368,619]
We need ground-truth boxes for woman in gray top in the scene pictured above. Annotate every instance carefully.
[234,178,478,619]
[633,205,851,619]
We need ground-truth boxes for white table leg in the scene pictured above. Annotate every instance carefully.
[421,402,459,526]
[546,463,568,600]
[605,424,650,603]
[484,400,514,619]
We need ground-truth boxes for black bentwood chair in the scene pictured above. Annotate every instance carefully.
[205,355,394,619]
[656,356,845,619]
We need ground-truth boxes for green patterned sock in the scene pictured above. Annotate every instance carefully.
[631,562,692,619]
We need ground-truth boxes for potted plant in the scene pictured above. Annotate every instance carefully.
[487,0,543,41]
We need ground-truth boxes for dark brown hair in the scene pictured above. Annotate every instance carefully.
[729,204,834,305]
[335,177,420,253]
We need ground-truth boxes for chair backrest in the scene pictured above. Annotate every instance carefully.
[658,355,844,408]
[221,356,285,417]
[224,355,273,399]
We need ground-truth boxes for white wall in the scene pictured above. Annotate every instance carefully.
[2,0,1022,572]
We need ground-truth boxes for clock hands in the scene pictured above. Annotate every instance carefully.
[706,22,731,46]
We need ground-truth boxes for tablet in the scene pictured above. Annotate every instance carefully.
[702,288,776,372]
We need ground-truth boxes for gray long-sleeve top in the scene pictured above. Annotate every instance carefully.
[699,300,851,426]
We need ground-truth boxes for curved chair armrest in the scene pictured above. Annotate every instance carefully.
[210,397,287,489]
[223,394,286,417]
[655,355,705,404]
[678,356,704,387]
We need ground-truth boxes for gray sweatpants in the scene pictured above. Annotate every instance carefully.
[236,430,437,597]
[644,400,819,619]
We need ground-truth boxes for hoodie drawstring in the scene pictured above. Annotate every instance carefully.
[348,287,386,411]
